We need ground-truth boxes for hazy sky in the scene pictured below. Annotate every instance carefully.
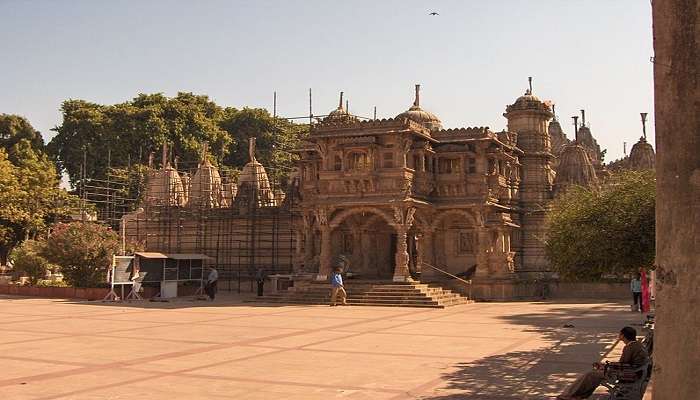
[0,0,654,161]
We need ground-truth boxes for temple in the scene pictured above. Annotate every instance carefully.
[123,81,655,297]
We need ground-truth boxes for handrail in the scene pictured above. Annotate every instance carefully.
[420,262,473,286]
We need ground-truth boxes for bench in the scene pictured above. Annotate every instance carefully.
[601,327,654,400]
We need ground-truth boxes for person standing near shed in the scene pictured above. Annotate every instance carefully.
[205,266,218,301]
[255,267,267,296]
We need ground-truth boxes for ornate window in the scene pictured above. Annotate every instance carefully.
[333,155,342,171]
[438,158,460,174]
[343,232,354,253]
[458,231,475,254]
[347,151,370,171]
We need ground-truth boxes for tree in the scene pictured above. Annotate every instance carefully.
[48,93,308,187]
[49,93,232,186]
[42,222,120,287]
[0,149,21,265]
[9,240,51,285]
[0,114,44,154]
[545,170,656,280]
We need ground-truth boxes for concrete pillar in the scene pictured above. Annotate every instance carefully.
[393,226,411,282]
[652,1,700,398]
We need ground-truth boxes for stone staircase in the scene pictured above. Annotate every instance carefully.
[249,280,472,308]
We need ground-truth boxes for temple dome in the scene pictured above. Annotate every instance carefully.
[189,158,225,208]
[236,138,277,207]
[395,84,442,131]
[553,143,599,195]
[628,136,655,170]
[323,92,358,124]
[145,166,186,207]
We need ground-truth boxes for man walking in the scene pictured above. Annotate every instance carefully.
[631,273,642,312]
[329,265,347,306]
[205,266,218,301]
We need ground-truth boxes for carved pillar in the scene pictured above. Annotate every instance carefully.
[393,226,411,282]
[475,227,491,279]
[317,226,332,281]
[302,213,315,272]
[314,207,332,281]
[391,205,416,282]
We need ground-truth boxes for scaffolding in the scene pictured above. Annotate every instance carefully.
[78,143,301,293]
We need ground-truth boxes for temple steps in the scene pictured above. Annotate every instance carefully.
[249,281,472,308]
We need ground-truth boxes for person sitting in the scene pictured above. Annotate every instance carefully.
[557,326,649,399]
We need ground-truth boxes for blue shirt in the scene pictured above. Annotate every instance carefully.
[631,278,642,293]
[330,272,343,287]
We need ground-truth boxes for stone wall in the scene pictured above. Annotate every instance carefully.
[443,280,630,301]
[652,1,700,398]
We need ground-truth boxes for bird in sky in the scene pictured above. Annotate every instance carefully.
[429,12,439,16]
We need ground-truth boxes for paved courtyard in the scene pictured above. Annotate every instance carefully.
[0,295,642,399]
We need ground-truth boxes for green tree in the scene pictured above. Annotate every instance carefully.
[0,149,21,265]
[545,170,656,280]
[48,93,308,188]
[42,222,120,287]
[49,93,232,186]
[0,137,83,265]
[0,114,44,154]
[9,240,51,285]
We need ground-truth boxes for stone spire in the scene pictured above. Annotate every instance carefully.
[237,137,277,208]
[503,78,554,273]
[144,142,187,207]
[189,143,226,208]
[628,113,655,170]
[548,103,571,162]
[554,143,599,195]
[575,109,603,166]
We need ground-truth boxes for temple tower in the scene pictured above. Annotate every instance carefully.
[503,78,554,273]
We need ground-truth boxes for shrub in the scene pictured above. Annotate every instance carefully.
[9,240,50,285]
[42,222,120,288]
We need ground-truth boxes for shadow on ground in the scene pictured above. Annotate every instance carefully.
[419,302,631,400]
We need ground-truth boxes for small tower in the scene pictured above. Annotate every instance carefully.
[575,109,604,166]
[144,142,187,207]
[503,77,554,273]
[548,104,572,166]
[628,113,656,170]
[553,115,599,194]
[189,144,226,208]
[236,137,277,208]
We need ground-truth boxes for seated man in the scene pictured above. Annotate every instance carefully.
[557,326,649,400]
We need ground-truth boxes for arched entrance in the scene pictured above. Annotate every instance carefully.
[325,207,400,280]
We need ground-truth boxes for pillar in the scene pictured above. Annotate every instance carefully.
[393,226,412,282]
[651,1,700,397]
[316,226,332,281]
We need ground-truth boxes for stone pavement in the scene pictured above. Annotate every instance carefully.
[0,294,643,399]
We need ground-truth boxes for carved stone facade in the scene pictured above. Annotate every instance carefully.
[296,87,532,282]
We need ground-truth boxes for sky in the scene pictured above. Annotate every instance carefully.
[0,0,655,162]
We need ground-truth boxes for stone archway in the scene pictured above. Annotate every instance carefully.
[314,206,418,281]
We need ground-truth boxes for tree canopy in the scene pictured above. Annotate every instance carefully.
[0,117,82,265]
[0,114,44,154]
[545,170,656,281]
[48,92,307,186]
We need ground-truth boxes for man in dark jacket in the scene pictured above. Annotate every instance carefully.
[557,326,649,399]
